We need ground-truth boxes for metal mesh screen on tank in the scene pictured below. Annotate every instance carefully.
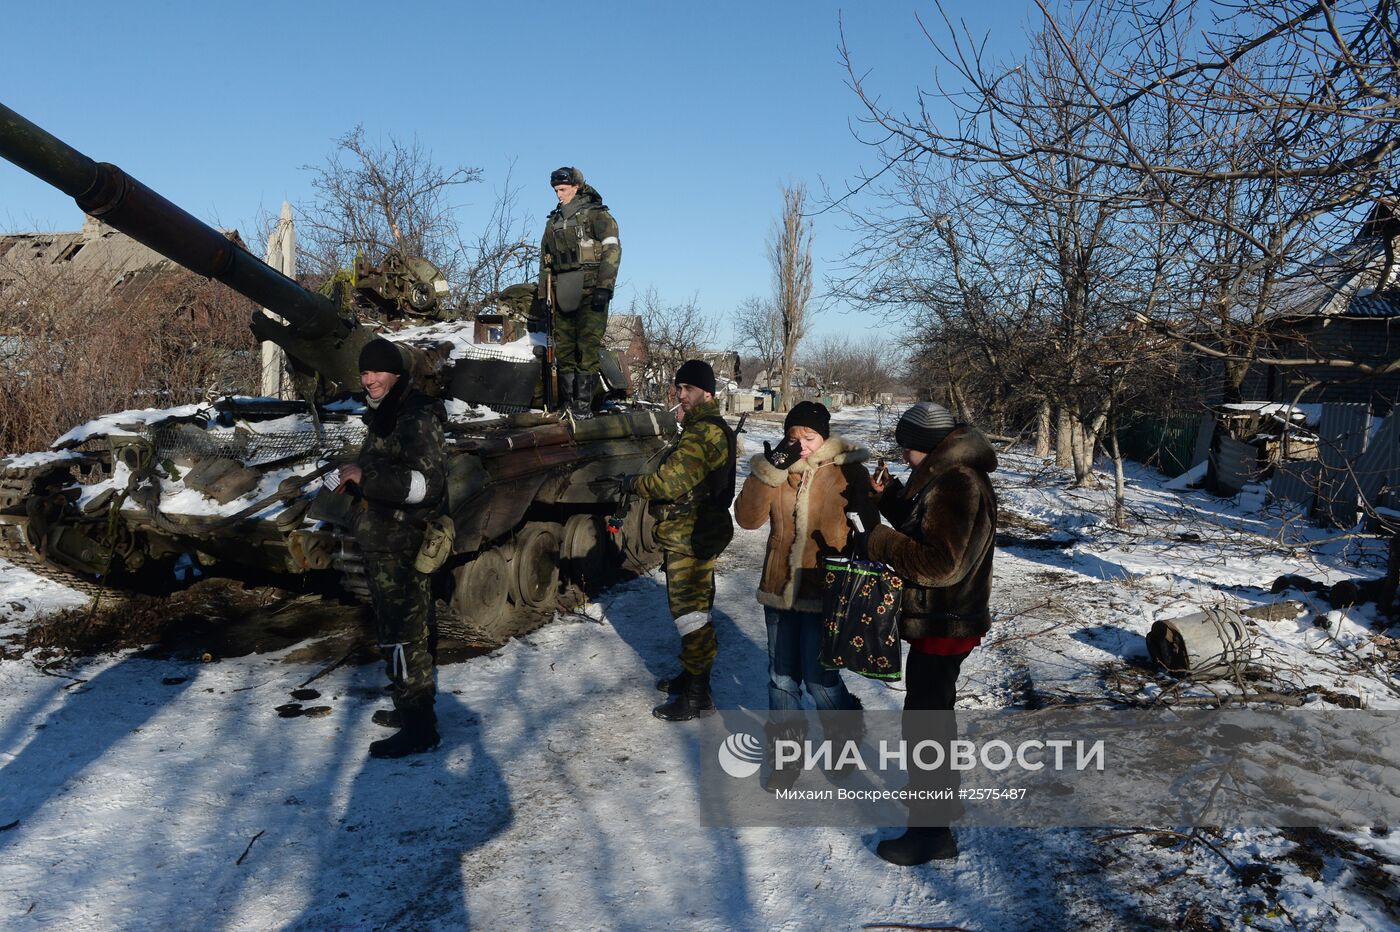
[151,421,368,466]
[451,343,537,364]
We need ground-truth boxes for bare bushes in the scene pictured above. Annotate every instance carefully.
[0,266,258,454]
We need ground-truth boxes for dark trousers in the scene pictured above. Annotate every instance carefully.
[363,551,437,716]
[902,649,970,826]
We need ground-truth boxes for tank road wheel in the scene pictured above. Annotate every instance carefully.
[561,513,615,596]
[449,549,512,643]
[621,500,664,574]
[510,521,562,612]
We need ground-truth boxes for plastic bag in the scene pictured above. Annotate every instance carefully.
[819,557,904,680]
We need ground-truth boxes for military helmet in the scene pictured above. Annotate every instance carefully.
[550,166,584,187]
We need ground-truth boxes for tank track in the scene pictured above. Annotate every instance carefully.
[0,530,129,608]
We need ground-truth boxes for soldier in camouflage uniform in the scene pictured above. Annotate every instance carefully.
[337,338,448,758]
[539,166,620,419]
[596,360,736,721]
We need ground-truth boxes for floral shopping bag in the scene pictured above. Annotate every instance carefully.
[819,557,903,681]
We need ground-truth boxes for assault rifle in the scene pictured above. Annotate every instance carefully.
[541,269,559,411]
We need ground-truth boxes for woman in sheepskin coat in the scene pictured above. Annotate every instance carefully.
[866,401,998,867]
[734,402,879,717]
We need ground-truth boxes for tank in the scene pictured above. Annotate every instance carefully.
[0,101,671,644]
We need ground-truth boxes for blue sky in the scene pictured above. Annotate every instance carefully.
[1,0,1034,347]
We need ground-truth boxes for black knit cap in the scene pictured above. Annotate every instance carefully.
[895,401,957,452]
[358,338,405,375]
[673,359,716,395]
[784,400,830,439]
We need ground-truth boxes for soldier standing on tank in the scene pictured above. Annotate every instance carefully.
[336,337,448,758]
[539,166,620,419]
[593,360,736,720]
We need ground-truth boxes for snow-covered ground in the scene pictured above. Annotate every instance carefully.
[1,406,1397,930]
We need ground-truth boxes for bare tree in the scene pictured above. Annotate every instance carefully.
[629,287,718,403]
[731,296,783,388]
[452,165,540,314]
[842,336,904,404]
[802,334,848,395]
[769,184,814,411]
[297,125,483,282]
[839,0,1399,410]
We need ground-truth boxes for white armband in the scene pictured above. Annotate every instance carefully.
[405,470,427,505]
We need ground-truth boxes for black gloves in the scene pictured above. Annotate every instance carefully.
[590,288,612,312]
[763,436,802,470]
[588,474,633,499]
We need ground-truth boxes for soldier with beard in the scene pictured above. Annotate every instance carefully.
[592,360,736,720]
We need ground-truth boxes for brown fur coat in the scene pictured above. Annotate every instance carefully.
[734,434,878,612]
[868,426,998,639]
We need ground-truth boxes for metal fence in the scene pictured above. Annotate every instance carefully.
[1116,414,1202,477]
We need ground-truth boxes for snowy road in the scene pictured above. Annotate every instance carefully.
[1,407,1396,930]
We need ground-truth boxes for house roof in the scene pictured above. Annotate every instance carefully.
[603,314,643,349]
[0,217,246,289]
[1241,234,1400,322]
[1346,290,1400,317]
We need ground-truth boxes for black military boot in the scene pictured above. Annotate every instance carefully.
[557,372,576,414]
[875,826,958,865]
[573,372,596,419]
[653,668,715,721]
[369,706,439,759]
[655,669,691,694]
[762,719,806,792]
[372,709,402,729]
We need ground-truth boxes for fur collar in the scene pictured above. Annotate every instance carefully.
[749,433,869,486]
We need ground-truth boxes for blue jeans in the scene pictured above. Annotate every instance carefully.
[764,606,858,713]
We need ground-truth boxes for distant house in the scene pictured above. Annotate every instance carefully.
[698,350,741,388]
[603,314,648,396]
[1226,204,1400,414]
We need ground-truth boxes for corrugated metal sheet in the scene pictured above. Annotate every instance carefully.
[1190,414,1216,468]
[1353,415,1399,505]
[1346,293,1400,318]
[1271,461,1320,512]
[1316,402,1372,527]
[1210,435,1259,494]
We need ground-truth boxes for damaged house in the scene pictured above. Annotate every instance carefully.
[0,216,257,451]
[1193,206,1400,525]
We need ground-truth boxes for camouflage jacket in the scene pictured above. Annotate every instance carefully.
[352,383,448,555]
[538,184,620,295]
[632,398,735,559]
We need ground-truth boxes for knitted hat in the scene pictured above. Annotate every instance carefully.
[358,338,406,375]
[673,359,716,395]
[895,401,957,452]
[784,400,830,439]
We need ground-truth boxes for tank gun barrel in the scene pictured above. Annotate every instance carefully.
[0,101,347,340]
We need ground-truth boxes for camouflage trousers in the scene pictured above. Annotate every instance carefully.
[664,550,719,675]
[554,301,608,374]
[363,550,436,714]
